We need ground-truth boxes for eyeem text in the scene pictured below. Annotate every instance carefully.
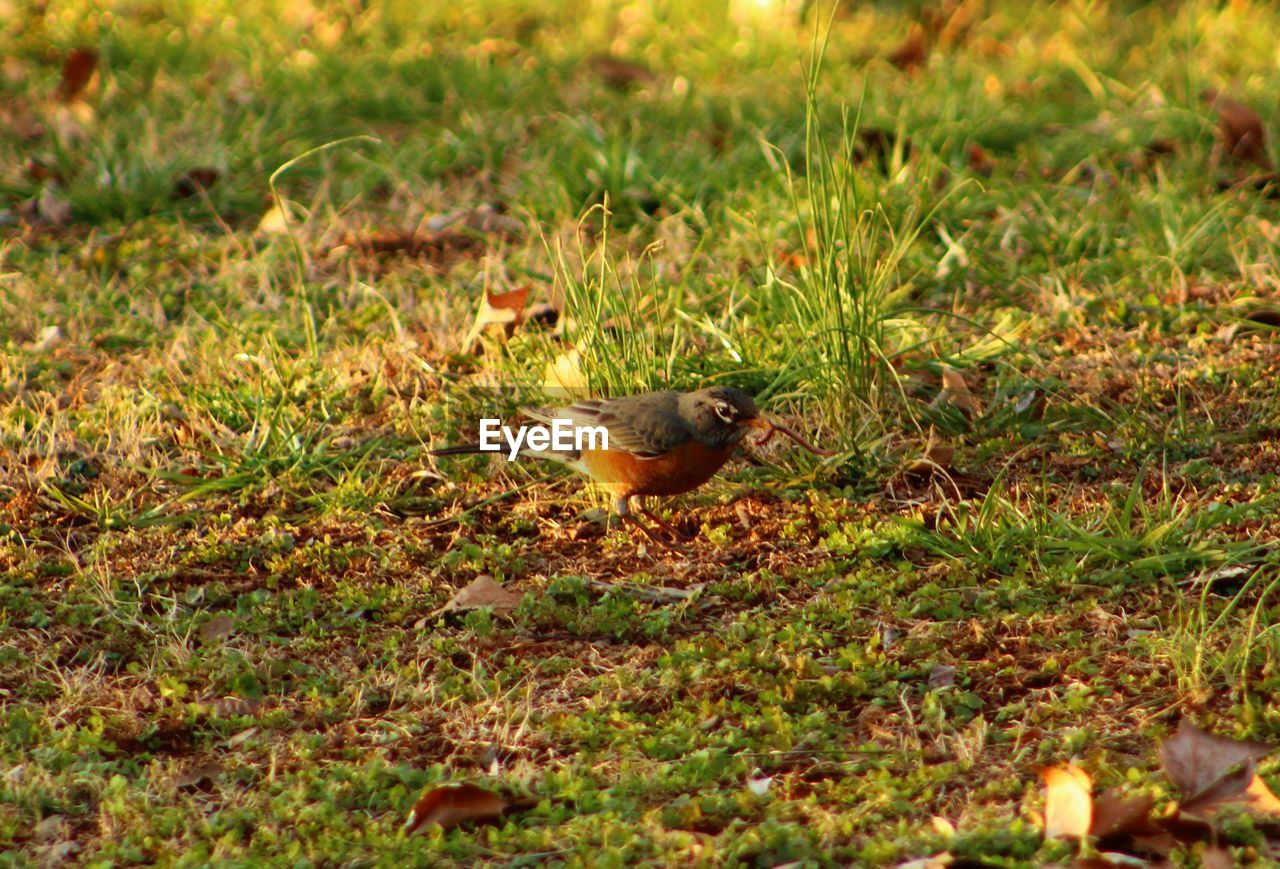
[478,419,609,460]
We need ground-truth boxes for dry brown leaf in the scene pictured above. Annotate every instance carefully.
[443,575,524,614]
[1089,789,1156,840]
[1161,720,1273,814]
[57,48,98,102]
[1203,89,1272,171]
[479,285,530,328]
[403,783,507,835]
[464,284,531,347]
[1040,764,1093,840]
[888,24,928,71]
[933,366,980,417]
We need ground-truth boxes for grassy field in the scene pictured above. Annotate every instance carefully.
[6,0,1280,864]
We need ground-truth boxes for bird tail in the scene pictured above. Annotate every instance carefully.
[428,443,485,457]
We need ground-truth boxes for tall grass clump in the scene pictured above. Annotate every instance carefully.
[767,33,932,456]
[541,203,691,398]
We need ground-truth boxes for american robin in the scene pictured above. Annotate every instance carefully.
[431,386,833,544]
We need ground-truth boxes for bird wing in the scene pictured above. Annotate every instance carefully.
[523,392,691,459]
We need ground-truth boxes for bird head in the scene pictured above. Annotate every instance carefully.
[680,386,837,456]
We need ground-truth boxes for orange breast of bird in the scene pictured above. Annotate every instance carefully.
[577,440,736,498]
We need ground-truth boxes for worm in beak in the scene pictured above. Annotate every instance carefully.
[744,417,837,457]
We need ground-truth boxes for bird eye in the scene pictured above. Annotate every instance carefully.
[713,401,734,423]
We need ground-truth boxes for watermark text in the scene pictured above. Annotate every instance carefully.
[478,419,608,460]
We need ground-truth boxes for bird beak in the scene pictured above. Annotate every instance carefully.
[743,417,836,457]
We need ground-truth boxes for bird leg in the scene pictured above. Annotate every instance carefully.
[636,498,695,543]
[615,497,686,548]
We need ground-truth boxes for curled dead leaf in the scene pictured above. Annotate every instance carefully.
[403,783,507,835]
[443,575,524,614]
[932,366,980,418]
[463,284,531,348]
[1039,763,1093,840]
[1161,720,1273,815]
[1089,789,1156,840]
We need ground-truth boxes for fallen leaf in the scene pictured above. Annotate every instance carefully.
[1161,720,1273,814]
[1040,764,1093,840]
[1203,89,1272,171]
[543,348,589,399]
[57,48,98,102]
[927,663,956,688]
[172,167,221,200]
[1151,808,1214,847]
[464,284,531,348]
[888,23,928,71]
[1089,789,1156,840]
[443,575,524,613]
[933,366,980,417]
[403,783,507,835]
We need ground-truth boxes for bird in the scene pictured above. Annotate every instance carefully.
[430,386,833,545]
